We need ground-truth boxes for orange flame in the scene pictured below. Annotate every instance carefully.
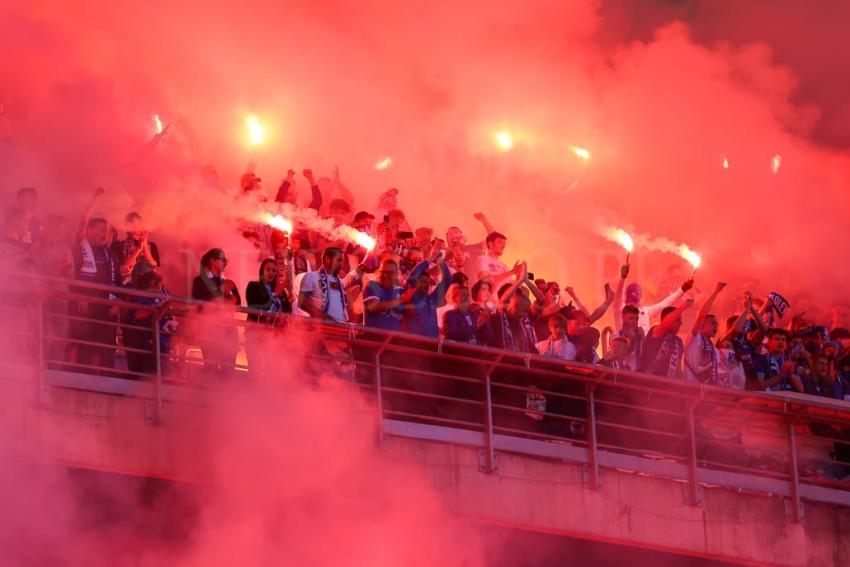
[354,230,377,252]
[678,244,701,269]
[261,212,293,234]
[605,227,634,252]
[571,145,591,161]
[494,131,513,151]
[246,114,265,146]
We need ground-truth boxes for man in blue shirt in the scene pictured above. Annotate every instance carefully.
[403,251,451,338]
[754,329,803,392]
[363,259,408,331]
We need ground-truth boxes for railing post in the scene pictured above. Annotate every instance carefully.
[36,297,48,406]
[685,403,702,506]
[374,352,384,446]
[483,372,497,474]
[787,419,804,522]
[152,314,164,425]
[585,383,600,489]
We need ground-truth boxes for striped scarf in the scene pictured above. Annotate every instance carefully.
[497,311,537,353]
[647,332,682,378]
[318,267,347,317]
[688,333,720,385]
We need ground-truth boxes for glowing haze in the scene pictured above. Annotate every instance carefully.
[1,1,848,300]
[2,0,850,564]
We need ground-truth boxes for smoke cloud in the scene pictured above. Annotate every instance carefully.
[1,0,849,561]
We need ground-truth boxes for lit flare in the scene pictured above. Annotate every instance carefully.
[154,114,163,135]
[375,156,392,170]
[262,212,293,234]
[606,227,634,253]
[771,154,782,175]
[571,145,591,161]
[494,131,513,152]
[246,114,265,146]
[678,244,701,270]
[345,227,376,251]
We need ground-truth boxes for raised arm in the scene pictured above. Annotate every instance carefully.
[302,169,323,211]
[720,294,753,344]
[76,187,104,242]
[522,279,549,315]
[564,287,591,317]
[587,283,617,323]
[612,264,629,329]
[652,297,695,338]
[690,282,726,336]
[433,259,451,308]
[498,263,527,309]
[644,278,694,320]
[473,212,496,236]
[275,169,296,203]
[329,166,356,208]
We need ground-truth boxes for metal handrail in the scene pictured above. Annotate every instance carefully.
[4,270,850,517]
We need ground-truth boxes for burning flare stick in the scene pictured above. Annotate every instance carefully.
[260,210,376,252]
[374,156,392,170]
[261,212,293,235]
[494,131,513,152]
[571,145,591,161]
[154,114,164,135]
[604,227,634,263]
[678,244,702,274]
[246,114,265,147]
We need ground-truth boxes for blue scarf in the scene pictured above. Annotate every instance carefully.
[318,267,347,317]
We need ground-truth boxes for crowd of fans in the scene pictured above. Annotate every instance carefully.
[2,170,850,406]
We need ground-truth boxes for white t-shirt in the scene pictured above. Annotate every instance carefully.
[299,271,348,322]
[475,254,509,279]
[684,333,718,383]
[536,337,577,361]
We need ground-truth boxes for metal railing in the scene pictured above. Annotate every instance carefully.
[3,271,850,519]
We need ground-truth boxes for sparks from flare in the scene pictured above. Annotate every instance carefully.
[679,244,702,271]
[153,115,163,135]
[351,229,377,252]
[722,157,730,169]
[261,212,293,234]
[246,114,265,146]
[604,227,634,263]
[571,146,591,161]
[375,156,392,170]
[494,131,513,152]
[771,154,782,175]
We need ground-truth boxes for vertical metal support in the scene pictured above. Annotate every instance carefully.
[374,352,384,446]
[787,419,804,522]
[482,372,497,474]
[685,403,702,506]
[585,384,600,489]
[35,298,48,406]
[152,315,164,425]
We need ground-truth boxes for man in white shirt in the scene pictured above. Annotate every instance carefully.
[474,231,519,287]
[614,274,694,334]
[298,247,348,322]
[536,314,576,361]
[684,282,727,386]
